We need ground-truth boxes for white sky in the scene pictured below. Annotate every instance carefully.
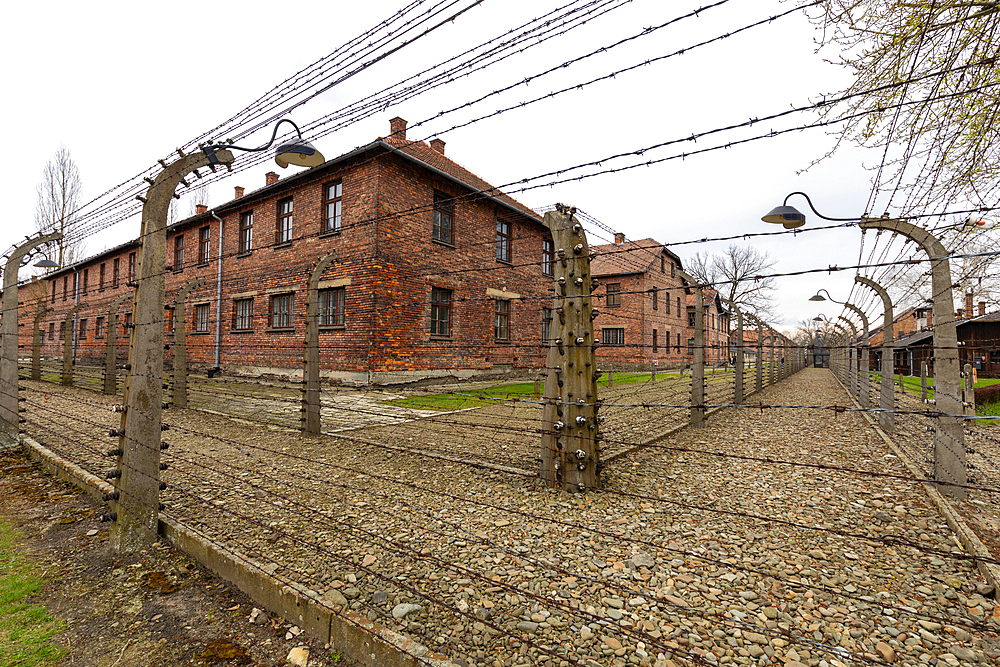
[2,0,905,332]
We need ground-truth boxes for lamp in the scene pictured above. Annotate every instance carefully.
[762,191,859,229]
[202,119,324,169]
[34,254,58,268]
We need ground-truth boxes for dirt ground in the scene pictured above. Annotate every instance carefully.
[0,448,342,667]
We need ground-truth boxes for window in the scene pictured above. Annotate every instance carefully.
[198,226,211,264]
[495,299,510,341]
[239,211,253,254]
[602,328,624,346]
[78,318,88,340]
[62,276,68,301]
[319,287,345,327]
[194,304,210,333]
[676,332,681,351]
[233,298,254,331]
[276,197,293,245]
[671,263,676,278]
[82,269,89,295]
[59,322,65,339]
[606,283,621,308]
[665,291,671,314]
[99,263,106,290]
[174,235,184,271]
[688,337,695,353]
[51,280,56,303]
[48,322,54,340]
[113,257,120,286]
[687,311,695,328]
[652,286,658,310]
[496,218,511,263]
[653,329,658,353]
[660,256,665,273]
[128,253,136,281]
[991,350,1000,364]
[96,317,105,339]
[432,192,454,244]
[430,288,451,337]
[270,293,294,329]
[676,296,680,314]
[123,313,132,337]
[323,181,343,233]
[542,308,552,343]
[542,238,554,276]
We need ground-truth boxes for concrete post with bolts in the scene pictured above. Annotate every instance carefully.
[31,306,52,381]
[921,362,928,401]
[965,363,975,416]
[767,329,776,387]
[859,218,965,498]
[838,316,859,401]
[722,299,743,405]
[841,303,870,409]
[0,231,62,433]
[108,148,235,553]
[754,318,763,394]
[104,293,131,395]
[170,277,207,409]
[303,251,338,434]
[855,276,895,433]
[678,271,704,427]
[539,206,601,492]
[61,304,87,386]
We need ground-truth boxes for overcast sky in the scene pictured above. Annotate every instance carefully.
[3,0,906,331]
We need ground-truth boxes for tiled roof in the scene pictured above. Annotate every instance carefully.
[590,239,666,277]
[381,137,540,222]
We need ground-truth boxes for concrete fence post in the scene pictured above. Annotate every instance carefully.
[104,294,131,395]
[921,362,928,401]
[170,277,207,409]
[31,306,52,381]
[722,299,743,405]
[303,251,338,435]
[964,363,975,416]
[856,276,895,432]
[61,304,87,386]
[539,206,601,491]
[677,271,704,427]
[755,320,763,394]
[767,329,775,387]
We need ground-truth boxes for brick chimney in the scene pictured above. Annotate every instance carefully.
[389,117,407,141]
[430,138,445,155]
[234,186,245,199]
[265,172,279,186]
[965,292,974,318]
[927,308,932,329]
[195,204,208,215]
[614,232,625,244]
[979,301,986,316]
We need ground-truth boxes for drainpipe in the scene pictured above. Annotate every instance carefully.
[211,211,224,372]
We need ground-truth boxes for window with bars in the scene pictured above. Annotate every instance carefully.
[606,283,621,308]
[542,308,552,343]
[653,329,658,353]
[430,288,451,337]
[198,226,211,264]
[51,280,56,303]
[194,304,210,333]
[665,290,670,313]
[78,318,87,340]
[432,192,454,244]
[96,316,105,339]
[496,218,511,263]
[319,287,345,326]
[652,286,658,310]
[82,269,89,295]
[174,235,184,271]
[48,322,55,340]
[233,298,254,331]
[239,211,253,254]
[113,257,120,286]
[323,181,343,234]
[276,197,293,245]
[270,293,294,329]
[495,299,510,341]
[542,238,553,276]
[687,310,695,328]
[602,328,624,346]
[59,321,65,339]
[128,252,136,281]
[99,263,106,290]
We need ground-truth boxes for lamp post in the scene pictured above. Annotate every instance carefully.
[109,120,325,553]
[765,194,965,498]
[1,233,62,435]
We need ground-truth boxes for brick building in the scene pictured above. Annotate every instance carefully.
[589,236,729,370]
[22,118,555,385]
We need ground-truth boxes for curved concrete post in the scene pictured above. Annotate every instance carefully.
[859,218,964,496]
[843,303,870,409]
[765,329,776,386]
[1,230,62,430]
[855,276,895,432]
[838,316,859,400]
[61,304,87,386]
[721,299,743,405]
[112,148,235,553]
[303,251,338,434]
[755,318,763,394]
[171,277,207,409]
[677,270,705,427]
[104,293,132,395]
[31,306,52,381]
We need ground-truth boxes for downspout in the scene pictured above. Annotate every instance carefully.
[211,211,224,372]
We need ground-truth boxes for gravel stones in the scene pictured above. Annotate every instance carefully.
[392,603,422,619]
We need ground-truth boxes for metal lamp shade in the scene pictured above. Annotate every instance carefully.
[34,258,58,268]
[275,140,325,169]
[762,205,805,225]
[808,293,826,301]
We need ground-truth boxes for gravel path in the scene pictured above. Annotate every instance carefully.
[16,368,1000,667]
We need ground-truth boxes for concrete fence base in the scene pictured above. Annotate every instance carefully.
[19,434,457,667]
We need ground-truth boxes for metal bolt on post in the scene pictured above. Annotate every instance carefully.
[539,205,601,492]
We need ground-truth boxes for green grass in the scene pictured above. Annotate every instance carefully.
[0,519,65,667]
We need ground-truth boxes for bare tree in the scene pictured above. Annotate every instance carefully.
[684,244,779,319]
[803,1,1000,213]
[34,145,84,266]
